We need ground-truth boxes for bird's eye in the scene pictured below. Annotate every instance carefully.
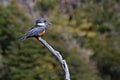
[44,20,47,22]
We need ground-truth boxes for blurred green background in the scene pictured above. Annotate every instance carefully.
[0,0,120,80]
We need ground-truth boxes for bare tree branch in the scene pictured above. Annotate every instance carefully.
[38,37,70,80]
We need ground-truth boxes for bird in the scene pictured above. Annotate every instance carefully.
[19,18,50,41]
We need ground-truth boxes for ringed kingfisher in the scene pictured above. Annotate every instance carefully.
[19,18,50,41]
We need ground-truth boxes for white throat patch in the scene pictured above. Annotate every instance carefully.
[37,23,45,26]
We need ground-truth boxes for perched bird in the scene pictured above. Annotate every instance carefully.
[19,18,50,41]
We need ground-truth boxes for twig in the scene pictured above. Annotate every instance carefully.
[38,37,70,80]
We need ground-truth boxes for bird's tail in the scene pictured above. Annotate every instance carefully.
[18,36,27,41]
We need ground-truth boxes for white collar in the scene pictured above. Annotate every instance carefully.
[37,23,45,26]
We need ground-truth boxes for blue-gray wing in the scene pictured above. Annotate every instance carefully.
[25,27,45,38]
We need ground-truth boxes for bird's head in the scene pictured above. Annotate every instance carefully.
[35,18,51,27]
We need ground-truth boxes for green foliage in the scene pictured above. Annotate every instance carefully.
[77,1,120,80]
[0,5,63,80]
[88,37,120,80]
[35,0,58,16]
[0,0,120,80]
